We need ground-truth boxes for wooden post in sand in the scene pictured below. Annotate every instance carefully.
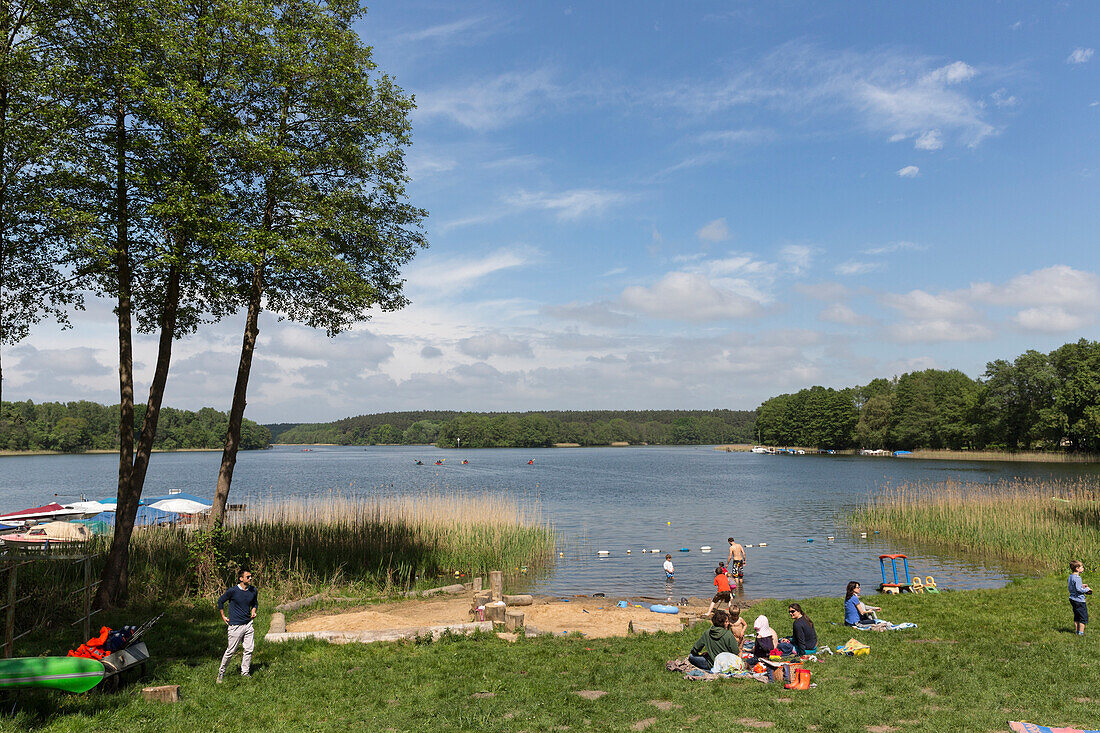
[489,571,503,601]
[473,576,482,592]
[505,610,524,631]
[485,601,506,624]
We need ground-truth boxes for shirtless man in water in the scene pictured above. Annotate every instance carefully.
[726,537,746,579]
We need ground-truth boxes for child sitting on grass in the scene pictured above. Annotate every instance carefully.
[727,605,747,652]
[1070,560,1092,636]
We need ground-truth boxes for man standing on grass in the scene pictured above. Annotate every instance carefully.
[217,569,258,683]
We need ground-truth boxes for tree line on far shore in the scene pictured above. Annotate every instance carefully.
[0,401,271,453]
[755,339,1100,452]
[271,409,757,448]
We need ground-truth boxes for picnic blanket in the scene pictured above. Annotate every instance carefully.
[665,658,769,683]
[1009,723,1100,733]
[852,619,917,632]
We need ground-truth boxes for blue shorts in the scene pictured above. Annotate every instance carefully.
[1071,600,1088,624]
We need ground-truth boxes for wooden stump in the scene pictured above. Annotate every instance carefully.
[473,591,492,608]
[485,601,506,624]
[269,612,286,634]
[502,594,533,606]
[473,577,483,592]
[489,571,503,601]
[504,610,524,631]
[141,685,180,703]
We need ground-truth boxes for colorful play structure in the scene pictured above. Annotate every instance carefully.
[878,554,939,594]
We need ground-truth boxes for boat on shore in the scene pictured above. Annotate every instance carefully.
[0,521,91,550]
[750,446,774,454]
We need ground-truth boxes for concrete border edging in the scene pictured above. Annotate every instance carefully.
[264,621,493,645]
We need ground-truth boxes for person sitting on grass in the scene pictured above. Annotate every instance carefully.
[844,581,881,626]
[706,565,734,616]
[727,605,747,651]
[752,615,779,659]
[688,609,740,671]
[787,603,818,655]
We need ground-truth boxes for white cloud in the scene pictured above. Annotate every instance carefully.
[694,128,777,145]
[991,89,1019,108]
[890,320,993,343]
[882,289,976,321]
[457,333,534,359]
[969,265,1100,309]
[696,218,731,242]
[420,346,443,359]
[1013,307,1091,333]
[405,247,537,295]
[1067,48,1094,65]
[862,241,926,256]
[795,282,852,301]
[779,244,814,275]
[818,303,868,326]
[543,301,635,328]
[835,261,882,276]
[897,165,920,178]
[505,188,628,220]
[914,130,943,151]
[397,17,491,44]
[620,272,764,321]
[416,68,566,130]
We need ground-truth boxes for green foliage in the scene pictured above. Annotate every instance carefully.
[757,339,1100,452]
[0,399,270,452]
[272,409,757,447]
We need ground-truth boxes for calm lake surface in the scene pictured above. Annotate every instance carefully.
[4,445,1097,601]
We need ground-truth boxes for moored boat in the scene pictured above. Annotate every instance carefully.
[0,521,91,550]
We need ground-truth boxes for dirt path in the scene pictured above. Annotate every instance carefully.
[288,596,717,638]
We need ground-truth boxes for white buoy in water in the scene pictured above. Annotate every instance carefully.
[759,542,767,547]
[626,549,631,554]
[827,536,835,541]
[745,544,753,548]
[651,548,660,553]
[700,546,712,552]
[597,550,610,556]
[860,532,867,539]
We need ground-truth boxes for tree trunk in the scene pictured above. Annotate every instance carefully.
[97,96,134,608]
[209,259,264,525]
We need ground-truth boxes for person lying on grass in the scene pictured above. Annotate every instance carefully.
[844,581,880,626]
[688,609,741,671]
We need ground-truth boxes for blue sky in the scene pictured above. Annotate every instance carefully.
[12,1,1100,422]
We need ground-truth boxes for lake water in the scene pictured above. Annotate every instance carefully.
[3,445,1096,601]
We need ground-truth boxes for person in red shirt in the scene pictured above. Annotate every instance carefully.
[707,565,734,616]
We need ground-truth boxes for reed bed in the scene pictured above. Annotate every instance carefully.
[902,449,1100,463]
[850,478,1100,571]
[122,491,555,602]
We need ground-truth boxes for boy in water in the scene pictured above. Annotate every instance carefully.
[707,565,734,616]
[1069,560,1092,636]
[663,554,675,580]
[726,537,746,579]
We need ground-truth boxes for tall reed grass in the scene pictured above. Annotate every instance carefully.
[850,478,1100,571]
[122,491,555,602]
[901,449,1100,463]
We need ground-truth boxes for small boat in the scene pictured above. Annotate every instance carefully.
[434,460,444,465]
[0,503,83,524]
[461,459,469,465]
[0,522,91,550]
[750,446,772,454]
[0,656,104,693]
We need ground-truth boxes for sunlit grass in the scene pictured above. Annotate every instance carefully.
[850,478,1100,570]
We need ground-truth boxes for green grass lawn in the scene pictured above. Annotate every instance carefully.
[3,576,1097,732]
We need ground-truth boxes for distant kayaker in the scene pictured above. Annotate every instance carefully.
[217,569,258,683]
[527,459,534,465]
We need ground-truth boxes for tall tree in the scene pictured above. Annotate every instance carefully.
[209,0,426,524]
[0,0,86,408]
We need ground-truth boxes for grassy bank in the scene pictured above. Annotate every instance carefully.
[5,576,1097,732]
[851,478,1100,570]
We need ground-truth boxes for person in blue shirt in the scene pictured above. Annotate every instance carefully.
[1069,560,1092,636]
[217,569,258,683]
[844,581,880,626]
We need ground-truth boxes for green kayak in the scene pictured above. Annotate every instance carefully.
[0,656,105,693]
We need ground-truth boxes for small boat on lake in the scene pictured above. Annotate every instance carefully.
[0,503,83,524]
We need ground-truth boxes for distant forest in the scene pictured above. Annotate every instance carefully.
[755,339,1100,452]
[270,410,757,448]
[0,401,271,453]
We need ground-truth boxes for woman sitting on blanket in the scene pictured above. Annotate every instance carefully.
[688,609,741,671]
[752,615,780,659]
[844,581,881,626]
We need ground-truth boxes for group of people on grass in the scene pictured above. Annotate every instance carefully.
[687,603,819,672]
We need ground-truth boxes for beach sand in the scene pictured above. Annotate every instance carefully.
[287,595,715,638]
